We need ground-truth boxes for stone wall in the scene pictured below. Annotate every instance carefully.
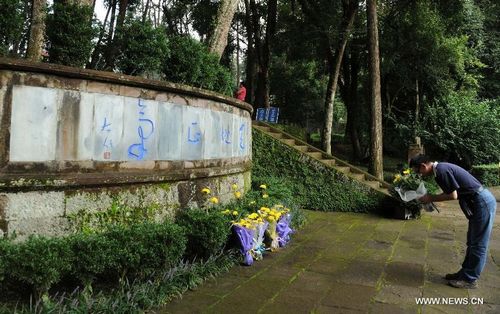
[0,58,253,239]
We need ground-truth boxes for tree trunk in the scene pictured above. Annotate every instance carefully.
[321,1,358,154]
[208,0,239,60]
[244,0,256,105]
[142,0,151,23]
[251,0,276,108]
[345,48,362,161]
[88,2,111,68]
[26,0,46,61]
[367,0,383,180]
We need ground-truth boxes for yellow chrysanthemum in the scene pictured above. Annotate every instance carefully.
[209,196,219,204]
[403,169,411,175]
[259,184,267,189]
[393,174,401,183]
[232,210,239,216]
[262,194,269,199]
[267,216,276,222]
[201,188,211,194]
[221,209,231,215]
[234,191,242,199]
[248,213,259,220]
[231,184,238,191]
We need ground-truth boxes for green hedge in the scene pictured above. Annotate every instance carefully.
[252,129,391,213]
[472,164,500,187]
[176,209,232,261]
[0,221,186,299]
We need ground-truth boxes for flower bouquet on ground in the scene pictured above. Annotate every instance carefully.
[231,220,255,266]
[392,169,439,217]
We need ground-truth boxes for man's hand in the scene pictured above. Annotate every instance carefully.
[419,194,433,204]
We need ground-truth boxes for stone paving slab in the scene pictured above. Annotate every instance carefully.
[157,197,500,314]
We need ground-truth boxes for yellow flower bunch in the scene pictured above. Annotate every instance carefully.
[234,217,256,229]
[257,205,288,223]
[201,187,211,194]
[393,168,422,191]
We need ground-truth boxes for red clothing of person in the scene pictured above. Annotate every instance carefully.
[235,85,246,101]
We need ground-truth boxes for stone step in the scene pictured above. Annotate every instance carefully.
[307,152,323,159]
[365,180,381,189]
[295,145,309,152]
[269,132,283,139]
[335,166,351,174]
[320,159,336,166]
[281,138,296,146]
[350,173,365,181]
[254,125,270,132]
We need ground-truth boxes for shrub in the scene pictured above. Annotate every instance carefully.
[417,93,500,166]
[472,164,500,187]
[103,222,186,278]
[7,236,72,298]
[68,232,120,288]
[162,35,234,95]
[46,2,97,67]
[0,238,9,283]
[176,208,232,261]
[116,18,169,76]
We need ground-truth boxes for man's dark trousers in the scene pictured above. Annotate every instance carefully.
[460,189,497,281]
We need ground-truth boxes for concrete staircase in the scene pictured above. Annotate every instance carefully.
[252,121,393,197]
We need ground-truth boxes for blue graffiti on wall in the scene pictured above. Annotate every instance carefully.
[100,117,113,159]
[221,127,232,144]
[128,99,155,160]
[239,123,246,150]
[187,122,202,144]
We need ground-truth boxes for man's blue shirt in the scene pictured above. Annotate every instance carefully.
[435,162,482,196]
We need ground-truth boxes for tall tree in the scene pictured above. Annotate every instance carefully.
[367,0,383,179]
[243,0,256,104]
[208,0,239,60]
[298,0,358,154]
[26,0,46,61]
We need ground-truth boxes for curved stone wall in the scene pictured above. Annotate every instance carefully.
[0,58,253,238]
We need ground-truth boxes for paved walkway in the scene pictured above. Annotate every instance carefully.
[158,194,500,313]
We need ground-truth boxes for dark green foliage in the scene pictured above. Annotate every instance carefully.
[6,236,72,298]
[46,3,97,67]
[162,35,234,95]
[0,253,236,313]
[104,222,186,277]
[116,18,169,76]
[472,164,500,187]
[270,55,327,125]
[0,0,23,55]
[252,129,385,213]
[0,239,9,283]
[417,93,500,166]
[68,232,120,287]
[176,209,232,261]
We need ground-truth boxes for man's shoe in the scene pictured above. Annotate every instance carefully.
[444,272,461,280]
[448,279,478,289]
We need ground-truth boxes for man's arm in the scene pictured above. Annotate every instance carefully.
[419,190,458,203]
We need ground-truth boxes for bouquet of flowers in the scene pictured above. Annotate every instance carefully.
[393,169,439,213]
